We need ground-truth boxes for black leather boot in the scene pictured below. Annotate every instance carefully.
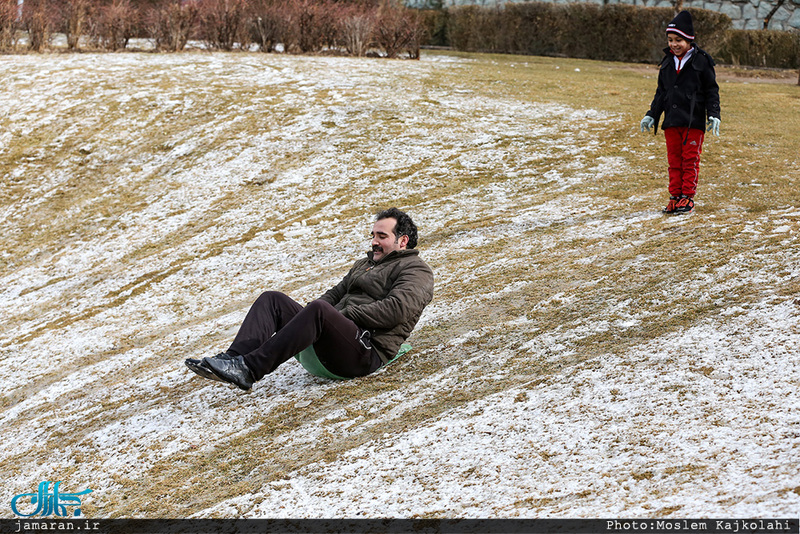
[203,355,255,391]
[185,352,235,382]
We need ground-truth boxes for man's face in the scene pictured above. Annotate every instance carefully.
[371,217,408,261]
[667,34,691,57]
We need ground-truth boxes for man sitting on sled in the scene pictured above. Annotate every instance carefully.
[185,207,435,390]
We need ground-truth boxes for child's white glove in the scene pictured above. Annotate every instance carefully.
[640,116,655,133]
[706,117,721,136]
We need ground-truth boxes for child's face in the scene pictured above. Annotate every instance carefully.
[667,34,692,56]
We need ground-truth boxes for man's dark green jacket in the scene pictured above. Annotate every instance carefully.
[318,249,434,364]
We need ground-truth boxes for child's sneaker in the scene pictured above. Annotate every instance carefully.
[662,196,679,214]
[674,196,694,214]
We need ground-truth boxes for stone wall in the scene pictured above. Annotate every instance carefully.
[410,0,800,31]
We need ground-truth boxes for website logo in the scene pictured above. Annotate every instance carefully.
[11,481,93,518]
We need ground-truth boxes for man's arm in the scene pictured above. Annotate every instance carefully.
[318,266,354,306]
[341,261,434,331]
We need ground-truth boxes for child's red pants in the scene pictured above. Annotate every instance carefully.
[665,127,705,198]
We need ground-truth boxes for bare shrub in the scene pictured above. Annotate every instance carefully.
[294,0,323,53]
[92,0,138,51]
[145,0,199,52]
[0,0,19,52]
[374,0,423,59]
[197,0,250,51]
[315,0,342,51]
[22,0,53,52]
[249,0,292,53]
[251,0,376,55]
[291,0,341,54]
[340,8,375,57]
[56,0,93,50]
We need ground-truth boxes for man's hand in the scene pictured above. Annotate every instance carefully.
[706,117,721,136]
[640,116,655,133]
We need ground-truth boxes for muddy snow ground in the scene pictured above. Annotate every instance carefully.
[0,51,798,519]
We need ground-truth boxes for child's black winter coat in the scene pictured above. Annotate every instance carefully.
[646,45,721,132]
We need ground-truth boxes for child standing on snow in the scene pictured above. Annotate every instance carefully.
[641,10,721,214]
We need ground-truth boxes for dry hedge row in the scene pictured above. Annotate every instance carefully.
[715,29,800,69]
[435,4,731,63]
[419,3,799,69]
[0,0,424,58]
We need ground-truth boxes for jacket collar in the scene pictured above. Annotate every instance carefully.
[366,248,420,264]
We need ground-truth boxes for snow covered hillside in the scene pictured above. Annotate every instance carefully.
[0,51,798,519]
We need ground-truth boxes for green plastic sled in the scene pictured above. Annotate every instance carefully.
[295,343,412,380]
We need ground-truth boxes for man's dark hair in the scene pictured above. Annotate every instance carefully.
[376,207,419,249]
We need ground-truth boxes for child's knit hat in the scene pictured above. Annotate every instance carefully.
[666,10,695,41]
